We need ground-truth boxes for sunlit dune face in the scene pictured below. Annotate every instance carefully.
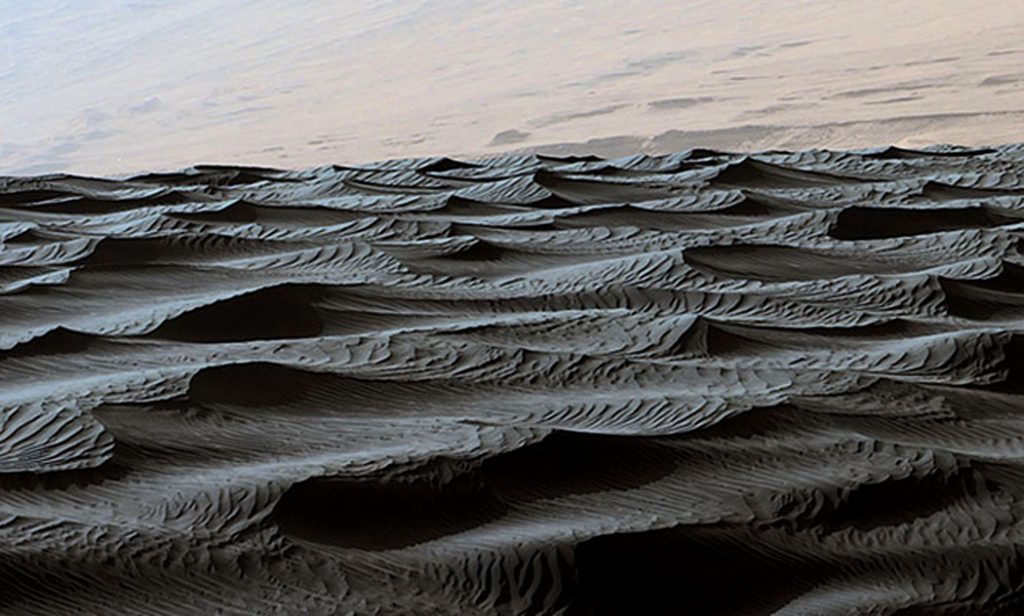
[2,0,1024,175]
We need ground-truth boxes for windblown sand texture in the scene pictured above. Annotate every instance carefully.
[2,145,1024,614]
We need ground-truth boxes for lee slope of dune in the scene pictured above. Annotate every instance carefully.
[2,145,1024,614]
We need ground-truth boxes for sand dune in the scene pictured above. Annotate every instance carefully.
[1,145,1024,613]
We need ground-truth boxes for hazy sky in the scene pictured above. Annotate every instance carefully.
[3,1,1024,175]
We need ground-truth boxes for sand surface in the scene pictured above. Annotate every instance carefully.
[4,1,1024,175]
[2,145,1024,613]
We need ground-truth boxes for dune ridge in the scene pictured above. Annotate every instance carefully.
[2,145,1024,614]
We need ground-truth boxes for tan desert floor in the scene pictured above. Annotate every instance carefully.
[3,0,1024,175]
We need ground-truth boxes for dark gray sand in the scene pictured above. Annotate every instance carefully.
[2,145,1024,614]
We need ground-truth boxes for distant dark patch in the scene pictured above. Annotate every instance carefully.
[525,135,647,159]
[124,97,162,114]
[383,135,426,147]
[865,95,924,105]
[531,104,628,128]
[488,129,531,146]
[903,56,960,66]
[730,44,767,58]
[626,51,690,71]
[550,111,1019,159]
[981,74,1024,87]
[81,129,117,142]
[647,96,715,111]
[220,104,273,118]
[740,102,819,117]
[832,83,939,99]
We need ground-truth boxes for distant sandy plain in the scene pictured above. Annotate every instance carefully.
[3,0,1024,175]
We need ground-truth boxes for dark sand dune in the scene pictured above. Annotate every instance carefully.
[3,145,1024,614]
